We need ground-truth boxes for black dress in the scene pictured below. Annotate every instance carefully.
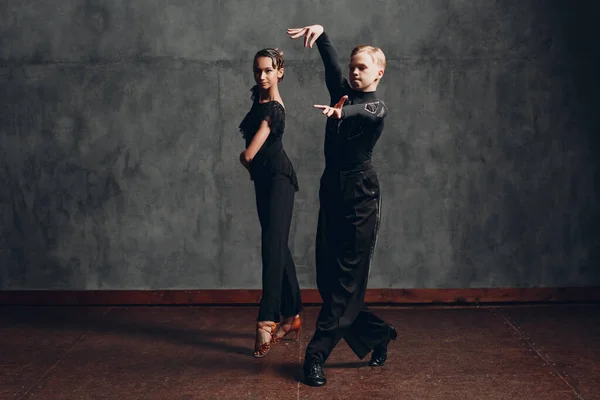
[239,99,302,322]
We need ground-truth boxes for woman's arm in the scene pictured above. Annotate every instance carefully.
[240,119,271,164]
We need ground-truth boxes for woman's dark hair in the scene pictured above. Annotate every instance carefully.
[250,48,285,101]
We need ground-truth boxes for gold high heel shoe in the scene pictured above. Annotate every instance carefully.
[253,321,277,358]
[272,315,302,343]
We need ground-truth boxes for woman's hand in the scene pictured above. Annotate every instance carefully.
[239,151,251,172]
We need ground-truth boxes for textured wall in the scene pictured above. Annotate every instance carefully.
[1,0,599,290]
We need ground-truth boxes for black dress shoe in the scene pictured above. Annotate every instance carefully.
[304,361,327,386]
[368,324,398,367]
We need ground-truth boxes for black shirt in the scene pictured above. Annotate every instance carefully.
[239,100,299,191]
[316,31,388,170]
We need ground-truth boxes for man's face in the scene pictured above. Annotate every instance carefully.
[348,52,383,92]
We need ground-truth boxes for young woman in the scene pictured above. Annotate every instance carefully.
[238,48,303,358]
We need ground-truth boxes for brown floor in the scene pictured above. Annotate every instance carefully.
[0,304,598,400]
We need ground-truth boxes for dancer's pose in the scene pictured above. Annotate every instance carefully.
[287,25,396,386]
[238,48,303,358]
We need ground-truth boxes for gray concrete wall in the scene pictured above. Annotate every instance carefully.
[1,0,599,290]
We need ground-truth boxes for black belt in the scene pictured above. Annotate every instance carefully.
[325,160,373,173]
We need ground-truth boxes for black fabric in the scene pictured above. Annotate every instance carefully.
[315,32,388,170]
[239,100,299,191]
[254,174,302,322]
[305,164,390,362]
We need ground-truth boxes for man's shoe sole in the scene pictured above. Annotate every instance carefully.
[305,378,327,387]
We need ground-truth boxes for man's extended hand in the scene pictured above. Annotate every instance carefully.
[287,25,324,48]
[313,95,348,119]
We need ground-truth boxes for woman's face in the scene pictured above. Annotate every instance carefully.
[253,56,283,90]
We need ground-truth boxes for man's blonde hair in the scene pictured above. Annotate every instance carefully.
[351,45,386,70]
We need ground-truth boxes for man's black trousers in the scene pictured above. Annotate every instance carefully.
[305,162,393,363]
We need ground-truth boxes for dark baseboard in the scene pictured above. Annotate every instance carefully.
[1,287,599,306]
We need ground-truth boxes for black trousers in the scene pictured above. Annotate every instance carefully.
[305,162,392,363]
[254,172,302,322]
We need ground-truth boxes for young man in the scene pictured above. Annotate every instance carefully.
[287,25,397,387]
